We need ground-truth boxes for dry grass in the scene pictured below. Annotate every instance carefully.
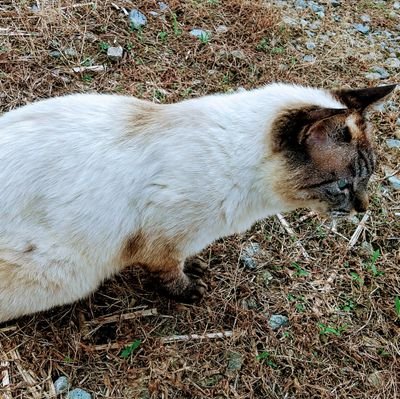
[0,1,399,398]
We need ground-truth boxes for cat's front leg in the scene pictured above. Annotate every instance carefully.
[152,257,209,302]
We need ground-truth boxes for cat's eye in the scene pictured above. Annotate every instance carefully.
[337,179,348,190]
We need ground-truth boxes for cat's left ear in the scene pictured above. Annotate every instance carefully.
[333,84,397,111]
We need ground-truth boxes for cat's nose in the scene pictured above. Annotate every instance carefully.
[353,194,369,213]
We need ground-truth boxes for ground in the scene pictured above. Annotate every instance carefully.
[0,1,399,398]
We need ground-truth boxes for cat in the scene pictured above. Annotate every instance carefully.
[0,83,395,323]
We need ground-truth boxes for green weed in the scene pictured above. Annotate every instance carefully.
[120,339,141,358]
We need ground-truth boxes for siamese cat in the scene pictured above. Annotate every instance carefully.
[0,83,395,323]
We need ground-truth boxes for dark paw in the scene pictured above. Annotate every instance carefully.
[184,257,209,278]
[180,276,207,303]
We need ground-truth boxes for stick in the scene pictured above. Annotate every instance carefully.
[72,65,106,73]
[85,308,158,326]
[276,213,310,260]
[1,361,12,399]
[0,326,17,334]
[347,211,371,249]
[161,331,233,344]
[59,2,95,9]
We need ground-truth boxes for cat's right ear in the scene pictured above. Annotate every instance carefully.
[333,84,397,111]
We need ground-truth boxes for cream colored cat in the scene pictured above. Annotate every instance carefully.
[0,83,395,323]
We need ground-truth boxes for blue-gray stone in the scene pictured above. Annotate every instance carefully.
[190,29,209,40]
[158,1,168,11]
[386,139,400,148]
[330,0,341,6]
[389,176,400,190]
[303,55,315,62]
[306,41,316,50]
[54,376,69,394]
[129,9,147,29]
[361,15,371,23]
[354,24,370,34]
[67,388,92,399]
[295,0,307,9]
[386,57,400,68]
[240,243,260,270]
[269,315,289,330]
[371,66,390,78]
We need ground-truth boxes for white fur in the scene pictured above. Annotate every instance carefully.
[0,83,344,321]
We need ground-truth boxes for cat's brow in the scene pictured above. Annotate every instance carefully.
[300,179,337,189]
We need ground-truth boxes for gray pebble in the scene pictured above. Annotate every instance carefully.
[354,24,370,34]
[295,0,307,9]
[67,388,92,399]
[388,176,400,190]
[227,351,243,371]
[361,15,371,23]
[190,29,210,40]
[216,25,228,34]
[330,0,341,6]
[394,1,400,10]
[309,21,321,30]
[372,66,390,78]
[365,72,384,81]
[54,376,69,394]
[240,243,260,270]
[269,315,289,330]
[396,118,400,126]
[306,41,316,50]
[386,139,400,148]
[303,55,315,62]
[64,48,77,57]
[129,9,147,29]
[386,57,400,68]
[158,1,168,11]
[107,46,123,60]
[49,50,61,58]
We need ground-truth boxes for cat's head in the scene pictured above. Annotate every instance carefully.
[271,84,396,218]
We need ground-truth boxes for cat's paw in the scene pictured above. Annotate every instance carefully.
[180,275,207,303]
[184,257,208,278]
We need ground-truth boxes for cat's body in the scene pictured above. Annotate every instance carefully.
[0,83,394,323]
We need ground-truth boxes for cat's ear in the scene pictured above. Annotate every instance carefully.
[333,84,397,110]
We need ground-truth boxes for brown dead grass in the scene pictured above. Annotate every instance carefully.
[0,1,399,398]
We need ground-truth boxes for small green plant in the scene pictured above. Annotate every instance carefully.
[288,294,307,312]
[395,296,400,318]
[256,37,269,52]
[120,339,141,358]
[98,41,109,53]
[366,249,383,277]
[340,299,356,312]
[82,74,93,83]
[271,46,285,55]
[157,31,168,42]
[256,351,277,368]
[318,323,347,337]
[198,31,211,44]
[171,13,182,36]
[292,262,309,277]
[350,271,364,286]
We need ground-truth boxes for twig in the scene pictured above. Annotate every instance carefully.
[347,211,371,250]
[59,2,95,9]
[85,308,158,326]
[72,65,106,73]
[0,326,17,334]
[1,361,12,399]
[276,213,310,260]
[82,342,123,351]
[161,331,233,344]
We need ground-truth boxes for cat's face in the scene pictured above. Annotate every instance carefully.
[272,85,396,218]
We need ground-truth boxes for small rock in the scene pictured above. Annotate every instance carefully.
[295,0,307,9]
[158,1,168,11]
[216,25,228,34]
[306,41,316,50]
[354,24,370,34]
[333,15,341,22]
[394,1,400,9]
[190,29,210,41]
[107,46,123,61]
[386,139,400,148]
[149,11,159,17]
[309,21,321,30]
[386,57,400,68]
[227,351,243,371]
[303,55,315,62]
[366,66,390,80]
[241,297,258,310]
[240,243,260,270]
[330,0,341,6]
[64,48,77,57]
[262,271,273,287]
[361,15,371,23]
[54,376,69,394]
[49,50,61,58]
[282,16,298,26]
[388,176,400,190]
[129,9,147,30]
[396,117,400,127]
[365,72,384,80]
[367,371,383,387]
[31,4,40,12]
[268,314,289,330]
[309,1,325,17]
[67,388,92,399]
[230,49,246,59]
